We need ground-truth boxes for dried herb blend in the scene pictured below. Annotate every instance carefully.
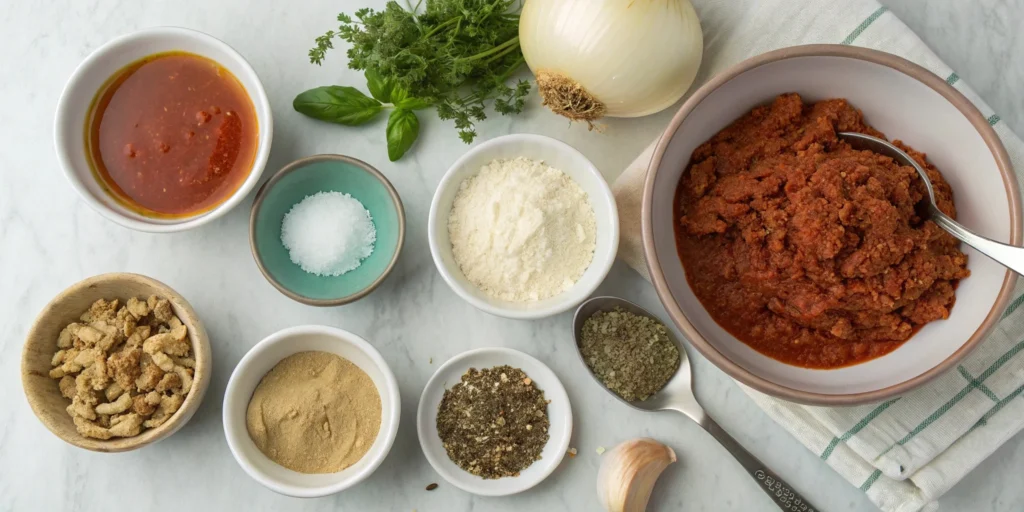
[436,365,550,479]
[579,307,680,402]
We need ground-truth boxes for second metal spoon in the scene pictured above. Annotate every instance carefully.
[572,296,820,512]
[839,131,1024,275]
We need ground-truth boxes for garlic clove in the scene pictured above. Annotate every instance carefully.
[597,438,677,512]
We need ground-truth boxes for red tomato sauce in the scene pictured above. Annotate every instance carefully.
[86,51,258,217]
[673,94,969,369]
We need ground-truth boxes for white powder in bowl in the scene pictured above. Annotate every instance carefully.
[281,191,376,276]
[447,157,597,302]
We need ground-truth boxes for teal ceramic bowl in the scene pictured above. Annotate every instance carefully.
[249,155,405,306]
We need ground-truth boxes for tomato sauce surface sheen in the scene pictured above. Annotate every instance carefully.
[673,93,970,369]
[87,51,258,216]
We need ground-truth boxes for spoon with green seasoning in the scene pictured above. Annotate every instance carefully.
[572,296,820,512]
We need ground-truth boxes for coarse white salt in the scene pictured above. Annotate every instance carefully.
[280,191,376,276]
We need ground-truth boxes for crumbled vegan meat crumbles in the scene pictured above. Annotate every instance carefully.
[673,93,970,368]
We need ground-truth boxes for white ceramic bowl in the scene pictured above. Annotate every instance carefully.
[643,45,1021,405]
[416,348,572,496]
[54,26,273,232]
[222,325,400,497]
[428,134,619,319]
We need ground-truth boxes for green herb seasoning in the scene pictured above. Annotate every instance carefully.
[296,0,531,161]
[436,365,550,479]
[579,307,680,402]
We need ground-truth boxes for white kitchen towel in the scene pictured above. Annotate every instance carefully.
[612,2,1024,511]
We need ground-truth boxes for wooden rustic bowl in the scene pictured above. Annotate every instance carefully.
[21,273,211,452]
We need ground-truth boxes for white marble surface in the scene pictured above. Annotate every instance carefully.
[1,1,1022,511]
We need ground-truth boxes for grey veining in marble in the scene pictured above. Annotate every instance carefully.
[0,1,1022,511]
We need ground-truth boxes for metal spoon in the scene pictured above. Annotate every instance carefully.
[572,296,820,512]
[838,131,1024,275]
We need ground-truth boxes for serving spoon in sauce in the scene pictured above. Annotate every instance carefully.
[572,296,820,512]
[838,131,1024,276]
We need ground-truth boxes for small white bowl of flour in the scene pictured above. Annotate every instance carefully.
[429,134,618,319]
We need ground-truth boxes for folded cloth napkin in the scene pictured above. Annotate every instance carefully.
[613,1,1024,511]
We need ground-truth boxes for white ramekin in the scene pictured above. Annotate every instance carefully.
[416,347,572,496]
[428,134,619,320]
[54,26,273,232]
[222,325,401,498]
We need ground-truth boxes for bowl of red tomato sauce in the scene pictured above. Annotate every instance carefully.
[55,27,273,232]
[641,45,1019,406]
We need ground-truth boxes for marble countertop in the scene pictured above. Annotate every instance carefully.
[1,1,1021,511]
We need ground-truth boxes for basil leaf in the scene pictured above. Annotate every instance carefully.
[386,109,419,162]
[389,83,410,105]
[293,86,382,126]
[396,97,432,111]
[365,69,393,103]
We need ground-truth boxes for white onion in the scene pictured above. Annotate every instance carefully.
[519,0,704,122]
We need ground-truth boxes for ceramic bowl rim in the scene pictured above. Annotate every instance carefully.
[52,26,274,233]
[415,347,573,496]
[20,272,212,452]
[221,324,401,497]
[641,44,1022,406]
[248,154,406,307]
[427,133,620,320]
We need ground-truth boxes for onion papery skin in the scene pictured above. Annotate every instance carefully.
[520,0,704,119]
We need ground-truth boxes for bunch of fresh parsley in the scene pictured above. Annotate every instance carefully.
[294,0,531,161]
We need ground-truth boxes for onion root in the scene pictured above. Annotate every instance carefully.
[536,70,607,125]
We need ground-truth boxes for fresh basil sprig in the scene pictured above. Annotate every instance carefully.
[292,86,381,126]
[395,97,432,111]
[293,70,432,161]
[308,1,529,148]
[386,109,419,162]
[365,69,394,103]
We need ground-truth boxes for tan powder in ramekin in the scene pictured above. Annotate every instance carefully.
[245,351,381,474]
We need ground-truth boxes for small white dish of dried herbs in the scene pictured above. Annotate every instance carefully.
[416,347,572,496]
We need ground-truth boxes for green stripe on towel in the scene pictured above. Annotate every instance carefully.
[973,339,1024,382]
[877,339,1024,456]
[1002,293,1024,319]
[860,469,883,491]
[820,398,900,460]
[989,114,1002,126]
[971,381,1024,433]
[974,382,1024,425]
[946,73,960,86]
[957,366,1000,402]
[842,6,889,45]
[880,385,978,458]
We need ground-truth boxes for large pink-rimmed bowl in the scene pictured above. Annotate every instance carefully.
[643,45,1020,406]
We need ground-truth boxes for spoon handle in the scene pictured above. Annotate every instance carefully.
[700,417,820,512]
[931,209,1024,276]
